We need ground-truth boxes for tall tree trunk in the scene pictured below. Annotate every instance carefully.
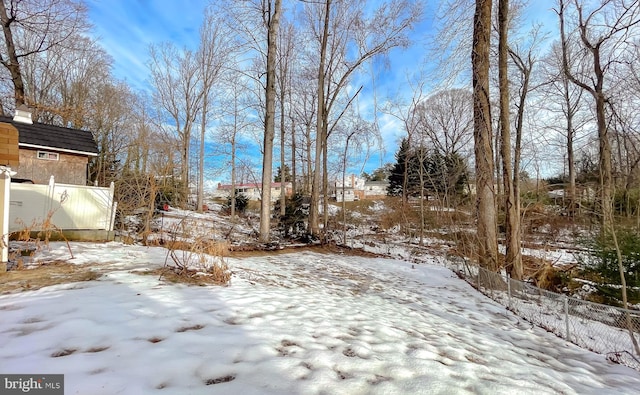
[511,53,530,278]
[305,122,312,195]
[182,126,191,207]
[0,1,26,106]
[230,96,238,219]
[309,0,331,237]
[472,0,499,271]
[557,0,637,354]
[341,138,350,245]
[564,78,577,217]
[279,86,286,217]
[322,129,329,232]
[259,0,282,242]
[557,0,579,218]
[498,0,522,279]
[231,131,237,219]
[595,91,613,227]
[419,147,425,246]
[291,117,297,195]
[197,96,207,213]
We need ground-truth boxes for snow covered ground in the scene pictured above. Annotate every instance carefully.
[1,242,639,394]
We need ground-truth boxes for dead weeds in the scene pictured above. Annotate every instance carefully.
[0,262,101,294]
[149,266,231,286]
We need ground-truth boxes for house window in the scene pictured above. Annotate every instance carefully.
[37,151,59,161]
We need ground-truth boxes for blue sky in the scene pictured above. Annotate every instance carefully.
[87,0,204,91]
[86,0,562,181]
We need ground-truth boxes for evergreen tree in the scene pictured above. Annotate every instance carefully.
[422,152,468,197]
[387,138,411,197]
[274,165,292,182]
[388,138,468,200]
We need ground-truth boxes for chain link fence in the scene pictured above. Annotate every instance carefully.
[444,255,640,372]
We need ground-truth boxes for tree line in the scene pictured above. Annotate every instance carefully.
[0,0,422,243]
[1,1,640,282]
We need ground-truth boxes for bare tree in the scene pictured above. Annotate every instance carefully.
[472,0,499,271]
[305,0,422,237]
[497,0,522,279]
[416,89,474,161]
[385,77,427,235]
[541,39,587,217]
[337,114,371,244]
[258,0,282,242]
[276,21,296,217]
[19,34,112,127]
[415,88,474,209]
[0,0,88,107]
[217,72,255,219]
[123,93,155,176]
[89,81,136,186]
[148,43,202,206]
[195,7,234,212]
[557,0,640,225]
[291,80,317,196]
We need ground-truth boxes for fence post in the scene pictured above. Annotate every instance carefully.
[564,296,570,341]
[46,175,55,218]
[507,274,511,310]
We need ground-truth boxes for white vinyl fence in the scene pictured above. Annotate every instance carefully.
[9,176,116,232]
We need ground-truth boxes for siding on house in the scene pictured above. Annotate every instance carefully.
[333,175,389,201]
[16,149,89,185]
[364,181,389,199]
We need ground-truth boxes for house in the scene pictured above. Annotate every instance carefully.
[333,174,389,202]
[363,180,389,199]
[214,182,293,202]
[335,186,358,202]
[334,174,366,202]
[0,108,112,250]
[0,107,98,185]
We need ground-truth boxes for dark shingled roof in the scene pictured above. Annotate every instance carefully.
[0,116,98,156]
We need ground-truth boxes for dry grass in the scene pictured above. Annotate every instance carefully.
[151,264,231,286]
[9,200,75,261]
[0,262,100,294]
[379,197,408,230]
[159,223,232,286]
[164,239,230,257]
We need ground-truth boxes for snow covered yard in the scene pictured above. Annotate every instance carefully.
[1,242,639,394]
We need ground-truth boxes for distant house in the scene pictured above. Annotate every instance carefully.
[334,175,365,202]
[0,107,99,185]
[214,182,293,202]
[363,180,389,200]
[333,174,389,202]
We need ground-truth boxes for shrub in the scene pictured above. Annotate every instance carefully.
[275,193,309,239]
[159,217,231,285]
[577,228,640,287]
[223,193,249,215]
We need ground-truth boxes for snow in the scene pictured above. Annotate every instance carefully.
[520,246,579,266]
[1,242,639,394]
